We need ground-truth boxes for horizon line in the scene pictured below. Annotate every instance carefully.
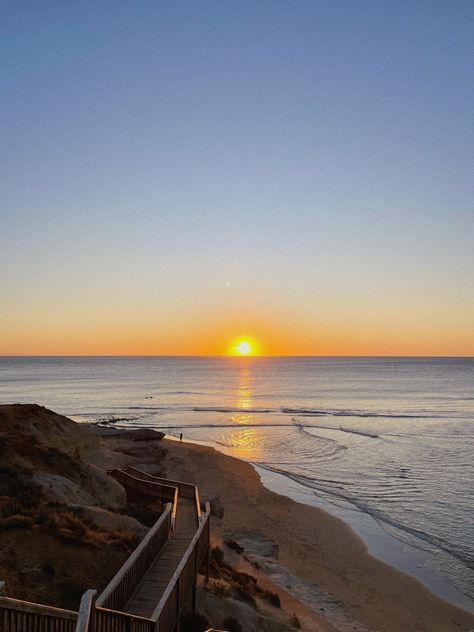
[1,354,473,359]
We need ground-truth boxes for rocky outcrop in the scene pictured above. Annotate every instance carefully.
[229,529,279,559]
[207,495,225,519]
[0,404,99,459]
[0,404,125,509]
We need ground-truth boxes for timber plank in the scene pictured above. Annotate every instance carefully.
[124,498,198,618]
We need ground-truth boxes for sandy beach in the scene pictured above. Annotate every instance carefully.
[1,402,473,632]
[152,437,474,632]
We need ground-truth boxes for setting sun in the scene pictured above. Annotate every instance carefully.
[229,337,260,356]
[237,341,251,355]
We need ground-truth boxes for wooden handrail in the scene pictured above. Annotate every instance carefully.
[125,466,197,499]
[75,590,97,632]
[109,468,178,503]
[96,502,172,610]
[0,595,78,632]
[0,471,211,632]
[110,468,179,531]
[194,485,202,523]
[151,503,211,629]
[75,590,158,632]
[95,605,155,631]
[0,595,77,619]
[126,466,202,524]
[170,486,178,531]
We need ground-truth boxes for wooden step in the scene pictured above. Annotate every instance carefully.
[124,497,198,618]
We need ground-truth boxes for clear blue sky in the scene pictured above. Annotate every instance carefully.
[1,1,473,355]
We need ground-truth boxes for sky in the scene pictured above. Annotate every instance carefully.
[1,1,473,356]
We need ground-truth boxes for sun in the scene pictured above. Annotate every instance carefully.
[236,341,252,355]
[229,337,260,356]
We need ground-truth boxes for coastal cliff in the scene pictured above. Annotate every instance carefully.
[0,405,147,608]
[0,405,296,631]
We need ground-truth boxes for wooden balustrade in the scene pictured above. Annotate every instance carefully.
[125,467,202,525]
[194,486,202,523]
[97,503,172,610]
[109,469,178,504]
[125,467,196,500]
[75,590,97,632]
[151,503,211,632]
[94,606,155,632]
[0,470,213,632]
[0,595,77,632]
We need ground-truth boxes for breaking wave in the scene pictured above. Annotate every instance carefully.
[282,407,432,419]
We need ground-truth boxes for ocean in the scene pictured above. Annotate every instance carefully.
[1,356,473,611]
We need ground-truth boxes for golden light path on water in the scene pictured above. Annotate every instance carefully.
[226,359,265,462]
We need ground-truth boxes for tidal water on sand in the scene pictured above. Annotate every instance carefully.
[1,356,473,610]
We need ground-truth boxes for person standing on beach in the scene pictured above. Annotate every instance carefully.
[179,432,183,442]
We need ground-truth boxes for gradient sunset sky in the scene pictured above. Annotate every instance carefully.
[1,2,473,356]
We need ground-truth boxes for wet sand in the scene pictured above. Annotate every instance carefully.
[159,438,474,632]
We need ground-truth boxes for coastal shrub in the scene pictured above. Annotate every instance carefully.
[180,611,210,632]
[46,511,88,541]
[224,538,244,554]
[125,499,161,527]
[0,497,21,518]
[223,616,243,632]
[231,570,256,588]
[211,546,224,563]
[0,514,34,530]
[262,590,281,608]
[213,581,232,599]
[34,505,54,525]
[44,509,138,548]
[233,585,257,608]
[210,546,226,578]
[291,613,301,628]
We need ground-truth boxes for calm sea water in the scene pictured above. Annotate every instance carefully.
[1,356,473,609]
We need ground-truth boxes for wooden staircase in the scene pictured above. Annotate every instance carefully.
[125,496,197,618]
[0,468,214,632]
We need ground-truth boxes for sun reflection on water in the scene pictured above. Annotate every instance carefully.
[227,427,264,462]
[234,360,253,421]
[226,359,264,461]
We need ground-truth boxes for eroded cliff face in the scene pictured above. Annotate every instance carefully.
[0,404,125,508]
[0,404,144,608]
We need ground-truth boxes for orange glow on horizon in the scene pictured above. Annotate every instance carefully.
[228,337,261,356]
[1,302,473,357]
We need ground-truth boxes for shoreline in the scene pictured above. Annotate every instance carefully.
[255,463,474,615]
[166,432,474,615]
[159,436,474,632]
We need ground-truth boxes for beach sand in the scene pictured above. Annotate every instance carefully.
[4,403,472,631]
[155,437,474,632]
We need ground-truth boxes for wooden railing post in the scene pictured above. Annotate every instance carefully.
[76,589,97,632]
[192,544,198,613]
[175,574,181,632]
[205,517,210,584]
